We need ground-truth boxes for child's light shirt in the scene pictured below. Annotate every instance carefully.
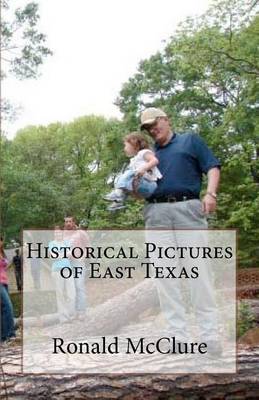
[129,149,162,181]
[48,240,71,272]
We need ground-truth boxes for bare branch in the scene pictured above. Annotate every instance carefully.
[210,49,259,74]
[1,46,20,52]
[1,57,12,63]
[248,0,259,12]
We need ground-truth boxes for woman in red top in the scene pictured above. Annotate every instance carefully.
[0,236,15,342]
[0,244,8,287]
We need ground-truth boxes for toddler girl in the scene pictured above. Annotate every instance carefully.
[104,132,162,211]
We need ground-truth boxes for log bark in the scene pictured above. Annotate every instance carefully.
[3,285,258,397]
[2,289,259,398]
[1,346,259,399]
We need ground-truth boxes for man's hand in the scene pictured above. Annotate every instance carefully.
[203,167,220,213]
[202,193,217,214]
[131,175,143,199]
[135,168,146,177]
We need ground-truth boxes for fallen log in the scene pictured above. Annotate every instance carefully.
[1,346,259,399]
[24,279,159,335]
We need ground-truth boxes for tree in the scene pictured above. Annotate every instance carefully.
[1,115,132,241]
[0,0,52,120]
[1,0,52,80]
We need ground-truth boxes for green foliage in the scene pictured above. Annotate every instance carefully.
[10,292,22,318]
[237,300,256,338]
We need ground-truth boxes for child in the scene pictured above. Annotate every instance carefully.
[48,227,76,323]
[104,132,162,211]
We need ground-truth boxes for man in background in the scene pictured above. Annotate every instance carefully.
[12,249,22,291]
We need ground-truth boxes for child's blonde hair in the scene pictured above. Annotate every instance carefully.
[124,132,150,152]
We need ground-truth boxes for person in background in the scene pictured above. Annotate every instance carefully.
[12,248,22,291]
[0,236,15,342]
[26,232,41,290]
[64,216,89,320]
[48,226,76,323]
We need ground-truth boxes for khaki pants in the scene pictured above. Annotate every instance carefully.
[144,199,219,341]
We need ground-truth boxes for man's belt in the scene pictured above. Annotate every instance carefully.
[147,194,199,203]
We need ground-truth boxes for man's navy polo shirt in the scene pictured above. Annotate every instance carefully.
[152,132,221,198]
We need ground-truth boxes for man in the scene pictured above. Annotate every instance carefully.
[64,216,89,319]
[140,107,221,354]
[140,108,220,212]
[12,249,22,291]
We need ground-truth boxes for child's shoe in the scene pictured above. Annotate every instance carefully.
[107,202,126,211]
[103,192,120,201]
[103,189,125,202]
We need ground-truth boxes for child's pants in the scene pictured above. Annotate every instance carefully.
[116,170,157,199]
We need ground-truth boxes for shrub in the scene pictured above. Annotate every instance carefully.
[237,301,256,338]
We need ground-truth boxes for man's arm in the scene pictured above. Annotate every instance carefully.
[202,167,220,214]
[136,151,159,176]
